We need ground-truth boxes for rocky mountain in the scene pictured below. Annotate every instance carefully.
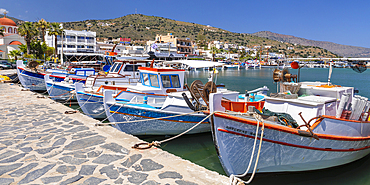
[251,31,370,57]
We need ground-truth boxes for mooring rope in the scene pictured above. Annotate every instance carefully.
[229,113,265,185]
[131,112,213,150]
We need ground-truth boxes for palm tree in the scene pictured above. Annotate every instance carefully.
[8,50,21,60]
[48,22,64,58]
[36,18,49,43]
[18,22,39,55]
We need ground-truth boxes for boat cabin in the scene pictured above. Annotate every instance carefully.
[84,60,147,88]
[126,67,185,94]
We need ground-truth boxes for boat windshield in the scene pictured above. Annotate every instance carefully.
[161,74,180,88]
[109,63,122,73]
[141,73,159,88]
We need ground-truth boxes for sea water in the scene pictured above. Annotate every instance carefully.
[138,67,370,185]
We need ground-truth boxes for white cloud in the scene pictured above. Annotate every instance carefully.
[0,8,8,15]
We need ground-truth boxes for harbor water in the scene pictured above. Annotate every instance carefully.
[137,67,370,185]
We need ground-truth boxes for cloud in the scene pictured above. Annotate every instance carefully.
[0,8,8,14]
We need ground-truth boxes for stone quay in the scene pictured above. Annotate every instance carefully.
[0,82,228,184]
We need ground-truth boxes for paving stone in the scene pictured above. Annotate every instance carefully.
[36,141,50,147]
[59,175,83,185]
[41,127,57,133]
[41,134,55,141]
[92,154,125,165]
[0,150,18,160]
[50,128,64,133]
[74,154,87,158]
[121,154,142,168]
[9,163,38,177]
[100,143,129,155]
[69,120,84,125]
[158,171,183,179]
[14,121,29,126]
[0,153,26,163]
[61,125,74,128]
[122,171,149,184]
[118,167,127,173]
[64,135,106,150]
[18,164,56,184]
[64,126,89,133]
[41,175,65,184]
[35,147,58,154]
[79,165,98,175]
[72,131,98,140]
[175,180,198,185]
[99,165,119,179]
[0,178,14,185]
[25,136,41,141]
[82,177,107,185]
[14,134,27,139]
[142,180,160,185]
[32,119,55,126]
[0,163,23,176]
[20,147,33,153]
[135,159,164,172]
[0,127,20,132]
[53,122,64,125]
[56,165,76,174]
[87,150,103,158]
[15,142,31,149]
[59,156,89,165]
[62,117,73,122]
[0,139,20,146]
[114,177,124,184]
[52,138,67,147]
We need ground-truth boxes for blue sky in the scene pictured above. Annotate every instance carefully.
[2,0,370,48]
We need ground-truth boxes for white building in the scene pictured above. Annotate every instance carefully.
[45,29,96,55]
[0,15,25,59]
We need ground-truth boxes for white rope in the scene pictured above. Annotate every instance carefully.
[151,112,214,146]
[230,113,265,185]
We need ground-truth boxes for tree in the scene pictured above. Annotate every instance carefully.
[8,50,21,61]
[18,22,39,55]
[36,18,50,43]
[48,22,64,58]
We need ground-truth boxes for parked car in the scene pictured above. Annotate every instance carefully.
[0,61,16,69]
[0,61,13,70]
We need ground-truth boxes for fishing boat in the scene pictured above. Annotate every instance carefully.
[44,68,96,101]
[206,63,370,183]
[75,59,147,119]
[102,63,241,135]
[16,60,68,91]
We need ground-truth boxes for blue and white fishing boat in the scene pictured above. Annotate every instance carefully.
[206,63,370,184]
[75,59,147,119]
[103,65,240,135]
[44,68,96,101]
[16,60,68,91]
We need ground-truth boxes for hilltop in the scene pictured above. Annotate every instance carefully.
[9,14,370,58]
[252,31,370,58]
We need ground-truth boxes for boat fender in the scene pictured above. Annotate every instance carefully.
[182,93,197,111]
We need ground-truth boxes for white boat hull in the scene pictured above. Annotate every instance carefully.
[211,114,370,176]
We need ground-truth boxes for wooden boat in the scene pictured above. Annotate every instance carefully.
[44,68,96,101]
[75,60,147,119]
[206,64,370,183]
[102,64,240,135]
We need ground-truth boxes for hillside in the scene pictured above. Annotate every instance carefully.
[252,31,370,57]
[61,14,338,58]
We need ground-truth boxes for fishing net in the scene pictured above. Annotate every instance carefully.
[255,108,299,128]
[351,62,367,73]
